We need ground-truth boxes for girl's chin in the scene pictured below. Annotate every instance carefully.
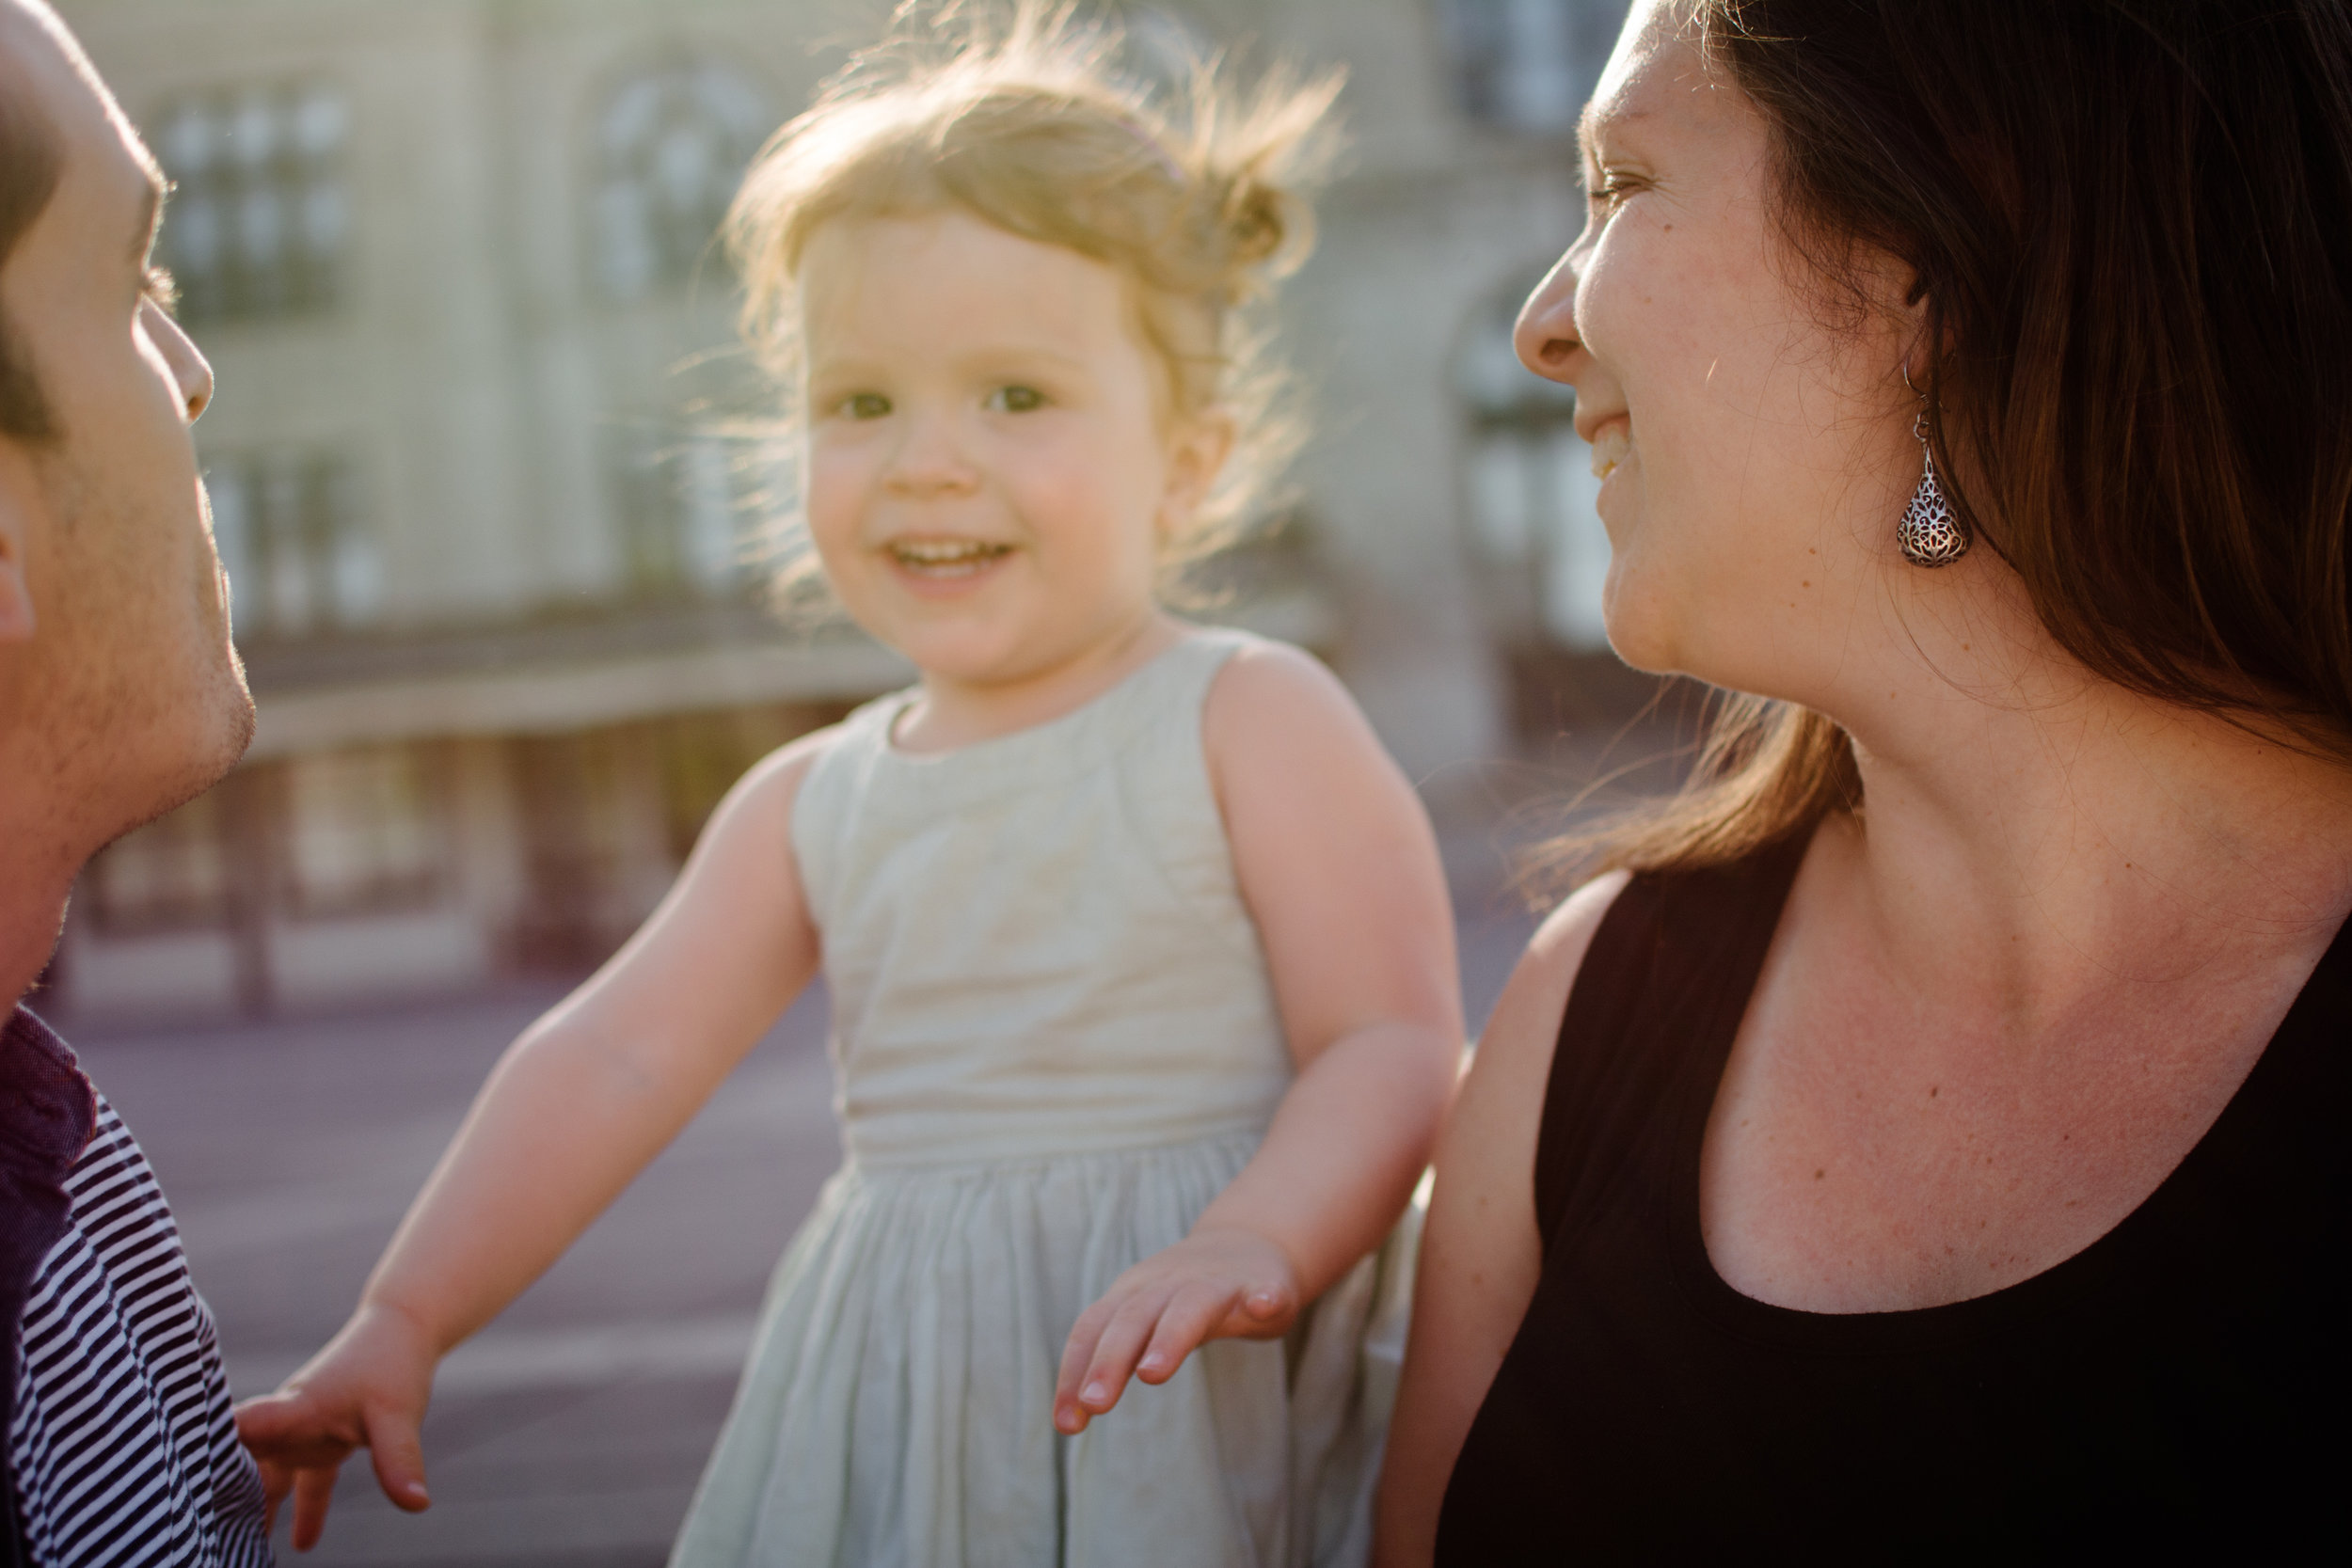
[882,553,1015,601]
[882,626,1033,684]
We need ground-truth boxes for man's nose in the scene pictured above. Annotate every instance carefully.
[1513,251,1581,384]
[145,298,215,420]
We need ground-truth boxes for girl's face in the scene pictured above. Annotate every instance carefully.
[796,211,1221,690]
[1513,0,1922,699]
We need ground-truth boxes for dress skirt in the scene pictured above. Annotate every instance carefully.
[670,1132,1413,1568]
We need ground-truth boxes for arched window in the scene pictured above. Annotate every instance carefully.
[1457,277,1610,651]
[591,63,771,302]
[1437,0,1629,135]
[152,82,351,325]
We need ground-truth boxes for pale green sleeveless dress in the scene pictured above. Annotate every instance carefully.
[672,628,1414,1568]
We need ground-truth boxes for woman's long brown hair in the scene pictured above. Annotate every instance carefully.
[1555,0,2352,881]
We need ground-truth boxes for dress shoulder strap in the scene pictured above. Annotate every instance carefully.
[787,692,902,928]
[1532,834,1809,1248]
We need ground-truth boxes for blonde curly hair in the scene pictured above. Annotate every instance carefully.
[725,0,1341,587]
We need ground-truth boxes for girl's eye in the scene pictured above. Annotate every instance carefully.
[986,385,1045,414]
[840,392,892,420]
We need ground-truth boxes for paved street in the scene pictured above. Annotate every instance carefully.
[66,877,1547,1566]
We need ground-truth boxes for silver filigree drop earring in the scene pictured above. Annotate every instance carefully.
[1898,370,1969,567]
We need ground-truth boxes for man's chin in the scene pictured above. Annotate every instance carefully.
[219,647,257,765]
[106,669,258,848]
[190,668,259,804]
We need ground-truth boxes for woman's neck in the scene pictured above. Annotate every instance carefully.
[1828,658,2352,1037]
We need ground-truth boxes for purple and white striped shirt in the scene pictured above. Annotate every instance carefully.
[8,1070,271,1565]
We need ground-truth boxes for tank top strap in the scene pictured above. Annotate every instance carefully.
[1533,832,1810,1249]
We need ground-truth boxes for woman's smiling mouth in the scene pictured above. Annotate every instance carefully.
[1589,424,1631,481]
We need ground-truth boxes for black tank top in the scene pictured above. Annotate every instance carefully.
[1436,836,2346,1561]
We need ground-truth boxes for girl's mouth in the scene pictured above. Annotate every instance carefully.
[885,538,1014,578]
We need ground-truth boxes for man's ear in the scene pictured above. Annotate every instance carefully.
[1158,409,1237,539]
[0,449,36,644]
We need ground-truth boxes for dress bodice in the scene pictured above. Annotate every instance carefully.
[790,629,1293,1169]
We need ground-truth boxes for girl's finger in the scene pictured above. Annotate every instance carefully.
[254,1460,288,1536]
[291,1466,338,1553]
[364,1404,431,1513]
[1054,1297,1121,1429]
[1135,1279,1240,1384]
[235,1390,361,1469]
[1239,1276,1297,1326]
[1078,1289,1177,1416]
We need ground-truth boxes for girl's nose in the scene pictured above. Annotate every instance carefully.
[1513,250,1581,385]
[883,409,980,497]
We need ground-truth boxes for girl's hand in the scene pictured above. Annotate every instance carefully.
[232,1302,437,1551]
[1053,1227,1299,1433]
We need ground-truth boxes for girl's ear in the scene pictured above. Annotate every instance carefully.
[1158,409,1236,538]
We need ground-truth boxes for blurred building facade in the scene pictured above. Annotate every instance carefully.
[49,0,1629,1021]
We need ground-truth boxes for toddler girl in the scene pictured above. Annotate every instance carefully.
[235,8,1460,1564]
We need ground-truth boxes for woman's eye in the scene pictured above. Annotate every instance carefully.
[1586,170,1641,211]
[986,385,1045,414]
[840,392,892,420]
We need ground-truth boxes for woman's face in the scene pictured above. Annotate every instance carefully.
[1516,0,1923,695]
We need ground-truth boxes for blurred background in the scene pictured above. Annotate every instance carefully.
[43,1,1674,1561]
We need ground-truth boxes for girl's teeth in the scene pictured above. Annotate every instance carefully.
[1590,425,1631,480]
[891,541,1009,574]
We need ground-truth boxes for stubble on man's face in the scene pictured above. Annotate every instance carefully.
[24,440,253,837]
[0,0,253,857]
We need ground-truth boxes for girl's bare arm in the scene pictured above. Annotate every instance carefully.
[1055,641,1464,1431]
[1371,872,1625,1567]
[235,729,833,1547]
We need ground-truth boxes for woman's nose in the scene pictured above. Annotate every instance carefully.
[1513,252,1581,384]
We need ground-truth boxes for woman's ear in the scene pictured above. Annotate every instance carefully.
[1158,408,1236,537]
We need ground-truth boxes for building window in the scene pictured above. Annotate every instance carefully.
[277,746,443,917]
[152,83,351,326]
[1458,278,1610,650]
[1438,0,1629,135]
[592,63,771,302]
[205,449,383,640]
[83,793,232,935]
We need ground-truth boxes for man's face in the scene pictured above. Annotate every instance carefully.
[0,0,252,861]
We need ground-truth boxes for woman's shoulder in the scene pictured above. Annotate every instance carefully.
[1472,872,1634,1096]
